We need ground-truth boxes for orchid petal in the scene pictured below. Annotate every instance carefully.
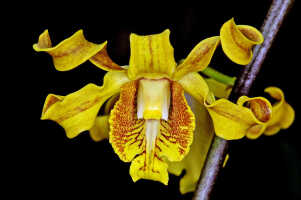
[128,29,176,79]
[177,72,210,104]
[220,18,263,65]
[33,30,124,71]
[174,37,220,80]
[41,71,129,138]
[264,87,295,136]
[206,96,272,140]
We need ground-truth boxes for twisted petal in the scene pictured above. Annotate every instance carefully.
[174,37,220,79]
[128,29,177,79]
[109,81,194,185]
[206,96,272,140]
[168,94,214,194]
[264,87,294,135]
[33,30,123,71]
[220,18,263,65]
[89,42,125,71]
[41,71,130,138]
[245,88,295,139]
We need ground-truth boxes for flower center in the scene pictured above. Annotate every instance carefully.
[137,78,171,120]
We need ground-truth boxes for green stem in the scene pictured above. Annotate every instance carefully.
[201,67,236,86]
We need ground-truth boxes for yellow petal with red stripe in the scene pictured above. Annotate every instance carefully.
[33,30,107,71]
[173,37,220,80]
[206,96,272,140]
[33,30,124,71]
[89,42,125,71]
[220,18,263,65]
[41,71,130,138]
[128,29,177,79]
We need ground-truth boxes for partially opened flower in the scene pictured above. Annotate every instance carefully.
[34,18,272,185]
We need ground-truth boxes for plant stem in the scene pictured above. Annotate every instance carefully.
[192,0,295,200]
[202,67,236,86]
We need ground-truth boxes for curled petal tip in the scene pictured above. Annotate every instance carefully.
[33,29,52,51]
[238,96,273,123]
[33,29,108,71]
[220,18,263,65]
[41,94,63,120]
[206,96,272,140]
[263,87,295,135]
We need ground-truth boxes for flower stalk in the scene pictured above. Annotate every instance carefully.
[202,67,236,86]
[193,0,295,199]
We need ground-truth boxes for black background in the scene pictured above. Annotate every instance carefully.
[7,0,300,199]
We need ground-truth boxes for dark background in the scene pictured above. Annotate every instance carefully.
[8,0,300,199]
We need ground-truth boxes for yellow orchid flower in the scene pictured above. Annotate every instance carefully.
[34,18,272,185]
